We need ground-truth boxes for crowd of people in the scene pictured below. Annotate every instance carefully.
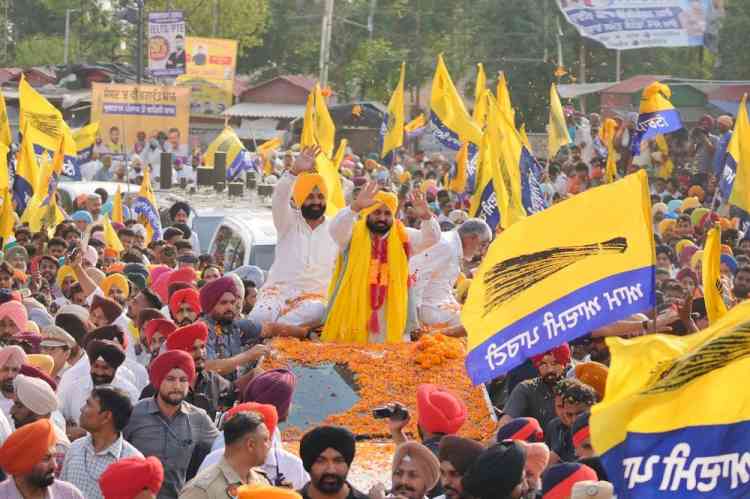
[0,100,742,499]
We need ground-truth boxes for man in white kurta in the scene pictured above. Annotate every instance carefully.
[410,218,492,332]
[249,147,338,328]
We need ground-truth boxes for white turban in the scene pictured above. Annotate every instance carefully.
[13,375,58,415]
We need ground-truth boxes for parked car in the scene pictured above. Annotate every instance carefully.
[206,211,277,272]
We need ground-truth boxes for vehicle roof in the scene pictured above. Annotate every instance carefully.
[216,212,277,245]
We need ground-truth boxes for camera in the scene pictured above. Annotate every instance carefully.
[372,404,409,421]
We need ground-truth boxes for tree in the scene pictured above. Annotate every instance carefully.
[14,35,66,66]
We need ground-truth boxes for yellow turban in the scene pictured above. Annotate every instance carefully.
[674,239,696,256]
[101,273,129,298]
[26,354,54,376]
[658,219,676,236]
[681,196,701,212]
[721,244,734,257]
[292,173,327,208]
[55,265,78,289]
[25,321,40,335]
[691,250,704,271]
[237,485,302,499]
[364,191,399,216]
[399,171,412,184]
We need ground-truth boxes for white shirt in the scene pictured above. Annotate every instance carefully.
[58,371,140,426]
[0,395,11,425]
[263,173,338,295]
[410,230,463,310]
[200,429,308,489]
[79,160,101,181]
[0,408,11,445]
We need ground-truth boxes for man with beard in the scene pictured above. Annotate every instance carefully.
[100,274,129,308]
[139,322,233,419]
[53,266,78,310]
[38,256,60,290]
[170,287,202,326]
[249,146,338,330]
[372,441,440,499]
[434,436,485,499]
[125,288,162,362]
[499,344,572,430]
[298,425,368,499]
[143,316,176,362]
[0,346,26,421]
[82,325,148,392]
[181,412,271,498]
[324,182,439,342]
[10,374,70,477]
[199,277,271,378]
[124,350,219,498]
[58,340,139,439]
[40,326,77,382]
[544,380,597,465]
[0,419,85,498]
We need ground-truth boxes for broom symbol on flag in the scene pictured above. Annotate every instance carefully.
[482,237,628,316]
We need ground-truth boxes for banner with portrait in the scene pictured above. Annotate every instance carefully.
[90,83,191,166]
[176,75,233,118]
[148,11,186,77]
[185,37,238,81]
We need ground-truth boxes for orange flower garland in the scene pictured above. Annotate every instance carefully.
[412,333,465,369]
[267,338,493,441]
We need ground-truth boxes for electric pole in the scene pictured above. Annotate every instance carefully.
[319,0,334,87]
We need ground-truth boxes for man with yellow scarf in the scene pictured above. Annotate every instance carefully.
[250,146,339,336]
[323,182,440,343]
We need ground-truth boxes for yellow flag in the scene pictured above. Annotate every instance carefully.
[473,63,487,127]
[0,142,8,192]
[333,138,347,170]
[605,142,617,183]
[315,140,346,217]
[314,85,336,158]
[72,122,100,157]
[19,75,63,151]
[430,54,482,148]
[15,126,39,213]
[0,89,10,147]
[300,91,316,149]
[404,114,426,133]
[0,188,13,241]
[654,134,674,179]
[132,167,162,243]
[728,94,750,211]
[703,225,728,324]
[548,83,571,160]
[520,124,532,153]
[103,216,124,252]
[381,62,406,159]
[258,137,282,175]
[496,71,515,125]
[112,184,124,224]
[449,141,469,194]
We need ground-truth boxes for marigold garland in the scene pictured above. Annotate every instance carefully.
[268,337,493,441]
[412,333,465,369]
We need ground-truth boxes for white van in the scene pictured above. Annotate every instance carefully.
[206,211,277,272]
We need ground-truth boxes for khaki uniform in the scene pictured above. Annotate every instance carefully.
[180,456,271,498]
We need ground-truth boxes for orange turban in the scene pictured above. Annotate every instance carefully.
[0,419,56,475]
[99,456,164,498]
[169,288,202,318]
[166,322,208,352]
[237,485,302,499]
[225,402,279,437]
[292,173,327,208]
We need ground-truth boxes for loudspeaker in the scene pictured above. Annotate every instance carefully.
[246,171,257,190]
[196,168,213,186]
[213,152,227,191]
[228,182,244,197]
[159,152,172,189]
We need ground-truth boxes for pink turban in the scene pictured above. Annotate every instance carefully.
[153,270,175,304]
[149,265,171,284]
[0,301,28,334]
[0,346,27,368]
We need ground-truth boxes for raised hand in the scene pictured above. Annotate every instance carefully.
[352,181,380,212]
[409,190,432,220]
[292,145,321,175]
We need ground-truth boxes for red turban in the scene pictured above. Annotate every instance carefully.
[143,318,177,347]
[531,343,571,369]
[99,456,164,499]
[225,402,279,437]
[416,384,467,435]
[169,288,201,318]
[0,419,56,475]
[199,276,238,314]
[166,322,208,352]
[149,350,196,390]
[168,267,197,289]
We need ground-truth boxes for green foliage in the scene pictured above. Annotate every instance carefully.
[14,35,66,66]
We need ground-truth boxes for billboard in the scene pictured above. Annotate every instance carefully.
[148,11,186,77]
[90,83,191,166]
[557,0,725,51]
[185,37,238,80]
[176,75,233,118]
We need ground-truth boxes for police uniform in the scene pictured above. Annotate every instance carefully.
[180,456,271,499]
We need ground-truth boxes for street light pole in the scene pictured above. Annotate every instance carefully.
[136,0,144,84]
[319,0,334,87]
[63,9,78,66]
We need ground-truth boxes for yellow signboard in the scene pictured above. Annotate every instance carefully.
[185,37,237,81]
[90,83,191,164]
[176,75,233,118]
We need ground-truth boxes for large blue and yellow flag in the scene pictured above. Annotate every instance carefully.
[381,62,406,160]
[133,167,162,243]
[462,170,655,385]
[724,95,750,210]
[204,127,256,180]
[591,300,750,498]
[430,54,482,150]
[631,81,683,154]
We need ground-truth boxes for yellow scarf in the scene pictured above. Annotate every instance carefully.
[322,193,410,343]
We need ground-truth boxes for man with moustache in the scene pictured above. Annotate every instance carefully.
[434,436,485,499]
[170,287,202,326]
[0,346,26,421]
[371,441,440,499]
[499,344,572,429]
[249,146,338,330]
[124,350,219,498]
[298,425,368,499]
